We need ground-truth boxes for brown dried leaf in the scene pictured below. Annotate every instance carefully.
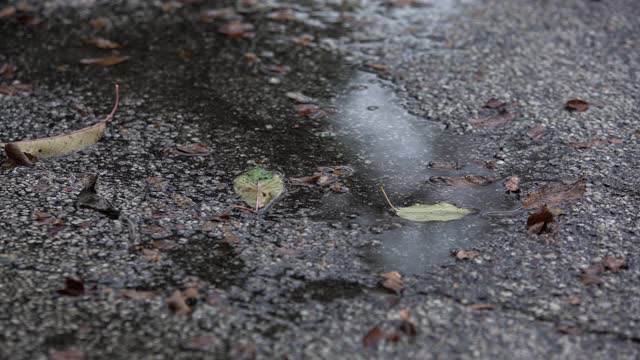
[505,176,520,192]
[142,248,161,262]
[83,37,121,49]
[453,249,480,260]
[566,99,589,112]
[0,6,16,18]
[366,63,389,72]
[57,278,86,296]
[176,143,210,155]
[468,303,495,311]
[218,21,254,39]
[363,326,385,349]
[601,256,627,272]
[527,205,555,234]
[5,142,35,166]
[35,212,64,225]
[428,175,496,187]
[428,161,462,170]
[469,110,516,127]
[329,182,349,193]
[523,179,586,209]
[483,98,506,109]
[79,56,129,66]
[380,271,404,295]
[527,125,545,140]
[49,349,86,360]
[167,290,191,314]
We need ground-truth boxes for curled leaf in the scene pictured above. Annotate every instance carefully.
[2,84,119,159]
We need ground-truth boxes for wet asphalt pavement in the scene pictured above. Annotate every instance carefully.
[1,0,640,359]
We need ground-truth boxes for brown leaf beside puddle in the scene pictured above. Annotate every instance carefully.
[469,110,515,127]
[523,179,586,209]
[80,56,129,66]
[83,37,121,49]
[57,278,86,296]
[121,290,158,299]
[483,98,506,109]
[527,205,555,234]
[453,249,480,260]
[167,290,191,315]
[218,21,254,39]
[527,125,545,140]
[380,271,404,295]
[566,99,589,112]
[505,176,520,192]
[428,161,462,170]
[429,175,496,187]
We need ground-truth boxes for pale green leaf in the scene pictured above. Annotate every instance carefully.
[233,167,285,211]
[395,202,473,222]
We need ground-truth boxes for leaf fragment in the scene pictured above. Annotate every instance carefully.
[526,205,555,234]
[380,271,404,295]
[2,84,119,159]
[469,109,515,127]
[80,56,129,66]
[233,167,285,212]
[4,142,35,166]
[453,249,480,260]
[566,99,589,112]
[522,179,586,209]
[167,290,191,315]
[176,143,210,156]
[83,37,121,49]
[76,174,120,219]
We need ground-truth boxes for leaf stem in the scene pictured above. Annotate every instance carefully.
[380,185,398,212]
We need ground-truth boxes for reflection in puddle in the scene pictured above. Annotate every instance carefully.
[321,72,515,274]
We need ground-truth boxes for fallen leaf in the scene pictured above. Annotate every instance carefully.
[527,125,545,140]
[49,349,86,360]
[286,91,315,104]
[566,99,589,112]
[77,174,120,219]
[57,278,86,296]
[293,34,314,46]
[79,56,129,66]
[428,175,497,187]
[453,249,480,260]
[142,249,162,262]
[199,8,237,22]
[0,83,32,95]
[363,326,386,349]
[4,142,35,166]
[329,182,349,193]
[35,212,64,225]
[469,109,516,127]
[505,176,520,192]
[0,6,16,18]
[218,21,254,39]
[167,290,191,314]
[601,256,627,271]
[580,261,605,286]
[382,186,473,222]
[522,179,586,209]
[468,303,495,311]
[233,167,285,212]
[527,205,555,234]
[0,63,17,77]
[380,271,404,295]
[243,52,259,63]
[89,17,112,30]
[1,84,119,159]
[483,98,506,109]
[176,143,210,156]
[83,37,121,49]
[427,161,462,170]
[366,63,389,72]
[121,290,158,299]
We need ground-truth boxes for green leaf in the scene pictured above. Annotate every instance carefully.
[395,203,473,222]
[233,167,285,211]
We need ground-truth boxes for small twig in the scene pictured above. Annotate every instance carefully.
[380,185,398,211]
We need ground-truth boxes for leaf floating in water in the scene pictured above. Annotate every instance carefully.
[381,186,473,222]
[233,167,285,212]
[2,84,119,159]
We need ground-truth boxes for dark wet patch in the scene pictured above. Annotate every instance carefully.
[168,240,245,289]
[290,279,364,303]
